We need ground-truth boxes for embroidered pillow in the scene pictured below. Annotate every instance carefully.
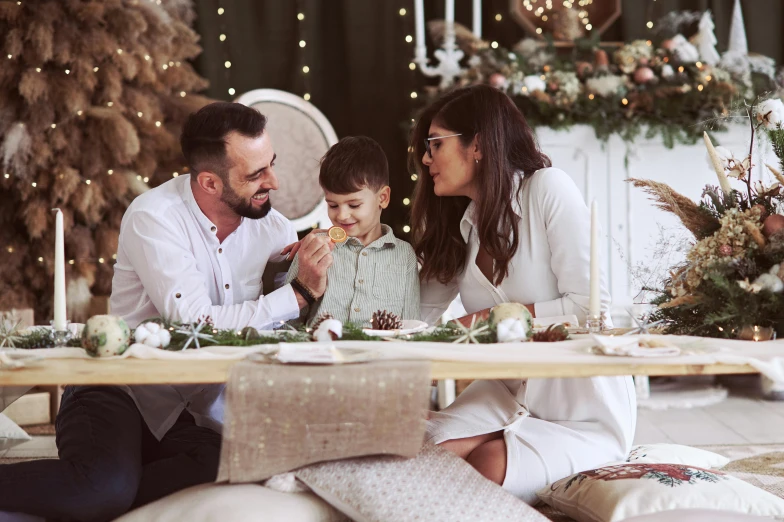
[536,463,784,522]
[622,444,729,469]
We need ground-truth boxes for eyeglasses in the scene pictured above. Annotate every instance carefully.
[424,133,463,159]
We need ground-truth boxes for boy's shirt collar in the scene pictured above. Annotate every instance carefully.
[340,224,397,250]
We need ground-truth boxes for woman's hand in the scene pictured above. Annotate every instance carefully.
[280,229,328,260]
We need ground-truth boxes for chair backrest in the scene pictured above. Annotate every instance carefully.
[235,89,337,231]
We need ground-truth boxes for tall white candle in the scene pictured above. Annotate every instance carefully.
[445,0,455,24]
[589,200,601,319]
[53,208,66,330]
[414,0,426,56]
[472,0,482,38]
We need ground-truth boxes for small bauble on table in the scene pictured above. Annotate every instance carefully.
[81,315,132,357]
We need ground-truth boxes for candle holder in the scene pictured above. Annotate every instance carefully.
[738,325,777,342]
[585,312,607,334]
[50,321,74,348]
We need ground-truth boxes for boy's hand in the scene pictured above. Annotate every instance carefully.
[296,234,334,298]
[280,229,328,260]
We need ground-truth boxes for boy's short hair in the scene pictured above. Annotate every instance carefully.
[319,136,389,194]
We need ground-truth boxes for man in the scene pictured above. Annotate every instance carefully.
[0,102,334,521]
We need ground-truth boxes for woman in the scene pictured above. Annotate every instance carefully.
[411,85,636,504]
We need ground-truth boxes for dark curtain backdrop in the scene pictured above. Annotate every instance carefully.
[192,0,783,234]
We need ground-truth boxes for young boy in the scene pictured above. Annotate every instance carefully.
[285,136,420,327]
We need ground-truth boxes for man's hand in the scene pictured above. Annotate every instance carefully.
[281,229,328,260]
[295,233,334,299]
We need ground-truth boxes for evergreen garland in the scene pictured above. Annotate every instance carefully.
[11,318,512,352]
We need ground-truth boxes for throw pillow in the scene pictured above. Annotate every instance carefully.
[114,483,347,522]
[296,443,549,522]
[536,463,784,522]
[622,444,729,469]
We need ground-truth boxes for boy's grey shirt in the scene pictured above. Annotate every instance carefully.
[285,225,420,326]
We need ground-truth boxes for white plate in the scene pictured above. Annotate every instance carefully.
[363,319,429,337]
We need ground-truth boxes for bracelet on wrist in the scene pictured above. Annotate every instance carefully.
[291,278,318,306]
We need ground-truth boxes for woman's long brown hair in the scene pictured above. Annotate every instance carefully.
[410,85,551,285]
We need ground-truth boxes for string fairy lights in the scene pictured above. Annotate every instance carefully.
[212,2,236,96]
[296,2,312,102]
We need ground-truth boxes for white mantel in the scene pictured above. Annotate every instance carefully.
[535,124,780,321]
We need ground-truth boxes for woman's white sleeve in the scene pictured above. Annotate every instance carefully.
[420,277,460,325]
[532,170,612,323]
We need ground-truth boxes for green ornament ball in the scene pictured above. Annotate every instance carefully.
[81,315,131,357]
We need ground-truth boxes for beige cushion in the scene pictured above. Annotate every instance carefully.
[296,444,550,522]
[536,463,784,522]
[113,484,346,522]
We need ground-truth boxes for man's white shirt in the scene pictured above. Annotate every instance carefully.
[110,174,299,439]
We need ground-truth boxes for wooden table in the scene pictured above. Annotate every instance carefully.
[0,357,758,386]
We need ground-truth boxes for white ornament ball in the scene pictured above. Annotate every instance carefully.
[522,75,547,94]
[660,64,675,79]
[81,315,131,357]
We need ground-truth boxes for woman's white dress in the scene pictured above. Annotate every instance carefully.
[421,167,636,504]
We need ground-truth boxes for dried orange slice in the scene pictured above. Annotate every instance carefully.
[328,226,348,243]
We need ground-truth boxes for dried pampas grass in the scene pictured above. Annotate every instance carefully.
[1,121,31,178]
[21,198,49,239]
[67,277,93,323]
[18,69,49,104]
[27,20,54,62]
[4,0,212,322]
[628,178,720,239]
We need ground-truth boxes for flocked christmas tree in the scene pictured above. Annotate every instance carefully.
[0,0,211,322]
[693,10,720,66]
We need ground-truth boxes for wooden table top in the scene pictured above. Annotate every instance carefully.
[0,357,757,386]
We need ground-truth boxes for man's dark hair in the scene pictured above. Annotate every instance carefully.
[180,102,267,180]
[319,136,389,194]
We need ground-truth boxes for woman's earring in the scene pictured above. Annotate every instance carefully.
[475,159,479,164]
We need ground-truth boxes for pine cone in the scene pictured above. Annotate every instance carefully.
[371,310,403,331]
[311,313,334,331]
[531,324,570,343]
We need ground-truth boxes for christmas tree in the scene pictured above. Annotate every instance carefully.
[0,0,211,322]
[693,11,720,66]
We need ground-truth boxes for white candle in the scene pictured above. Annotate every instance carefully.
[589,200,601,319]
[445,0,455,24]
[414,0,426,57]
[473,0,482,38]
[53,208,66,330]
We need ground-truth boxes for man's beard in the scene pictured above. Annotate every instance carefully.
[221,184,272,219]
